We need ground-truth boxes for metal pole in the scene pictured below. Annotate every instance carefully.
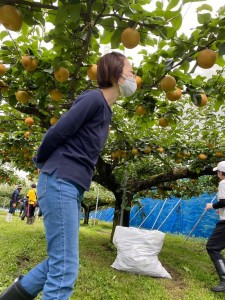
[157,198,182,230]
[93,187,100,226]
[183,195,217,243]
[151,199,168,230]
[120,167,128,226]
[138,202,159,228]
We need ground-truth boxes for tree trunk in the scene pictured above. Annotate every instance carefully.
[83,207,90,225]
[82,202,110,225]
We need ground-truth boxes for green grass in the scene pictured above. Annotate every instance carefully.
[0,211,224,300]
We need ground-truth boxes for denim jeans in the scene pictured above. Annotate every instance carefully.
[20,171,84,300]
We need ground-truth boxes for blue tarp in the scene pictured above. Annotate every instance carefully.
[89,193,219,238]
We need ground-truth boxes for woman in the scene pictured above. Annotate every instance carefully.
[0,51,137,300]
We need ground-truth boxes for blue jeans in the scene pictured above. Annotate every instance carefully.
[20,171,84,300]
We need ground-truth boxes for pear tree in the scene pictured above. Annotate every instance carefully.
[0,1,225,237]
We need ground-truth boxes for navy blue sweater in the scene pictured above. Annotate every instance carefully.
[34,89,112,190]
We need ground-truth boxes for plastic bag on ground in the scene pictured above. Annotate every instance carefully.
[111,226,171,279]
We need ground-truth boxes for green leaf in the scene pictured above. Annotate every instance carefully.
[165,26,177,39]
[214,100,224,112]
[182,0,205,4]
[33,12,46,26]
[219,43,225,56]
[101,30,114,44]
[197,13,212,24]
[23,15,40,26]
[0,31,8,40]
[217,28,225,41]
[158,40,167,49]
[156,1,163,9]
[68,4,80,24]
[8,95,17,106]
[101,18,115,32]
[151,26,168,39]
[111,29,121,49]
[167,0,180,10]
[46,9,57,23]
[218,18,225,27]
[164,8,181,22]
[180,60,190,73]
[170,13,182,31]
[55,6,68,25]
[141,34,157,47]
[130,3,143,13]
[215,55,225,67]
[218,6,225,16]
[196,4,213,12]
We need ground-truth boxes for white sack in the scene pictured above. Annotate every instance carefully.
[111,226,171,279]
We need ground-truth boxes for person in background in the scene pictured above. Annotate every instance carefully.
[26,183,37,224]
[0,51,137,299]
[35,201,42,220]
[5,184,22,222]
[206,161,225,292]
[19,194,28,219]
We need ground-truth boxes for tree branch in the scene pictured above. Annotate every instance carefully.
[154,39,217,87]
[131,165,215,193]
[100,13,159,30]
[11,104,51,129]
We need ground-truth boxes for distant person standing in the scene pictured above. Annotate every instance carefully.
[19,195,28,218]
[35,201,42,219]
[5,184,22,222]
[26,183,37,224]
[206,161,225,292]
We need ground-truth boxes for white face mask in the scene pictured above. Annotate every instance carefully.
[119,75,137,97]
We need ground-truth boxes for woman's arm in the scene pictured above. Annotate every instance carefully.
[36,92,100,163]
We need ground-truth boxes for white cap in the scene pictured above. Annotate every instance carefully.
[213,161,225,172]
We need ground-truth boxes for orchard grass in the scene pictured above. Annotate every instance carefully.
[0,211,224,300]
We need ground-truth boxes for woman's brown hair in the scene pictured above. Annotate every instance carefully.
[97,52,125,88]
